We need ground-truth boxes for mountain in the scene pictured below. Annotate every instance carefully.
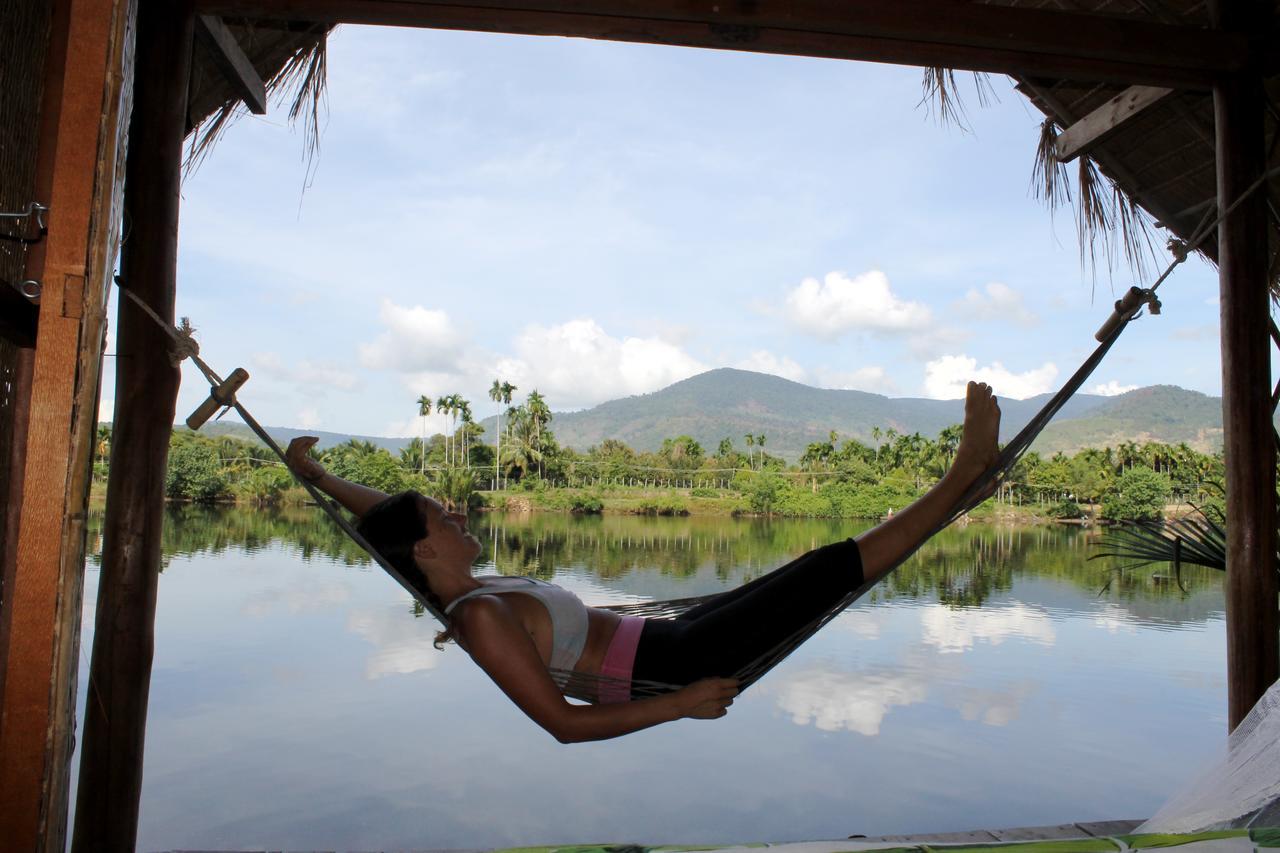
[1028,384,1225,455]
[531,368,1119,460]
[186,369,1227,462]
[196,422,413,454]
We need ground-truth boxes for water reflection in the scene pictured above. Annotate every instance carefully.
[75,505,1228,851]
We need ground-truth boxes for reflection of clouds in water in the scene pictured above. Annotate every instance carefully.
[1092,603,1139,635]
[242,578,351,617]
[947,681,1037,727]
[835,607,895,640]
[773,665,931,735]
[346,605,444,679]
[920,603,1055,653]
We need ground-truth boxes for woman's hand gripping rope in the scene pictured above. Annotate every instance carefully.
[672,677,740,720]
[285,436,327,484]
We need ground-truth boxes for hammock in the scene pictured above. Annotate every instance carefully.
[119,173,1262,703]
[123,298,1138,703]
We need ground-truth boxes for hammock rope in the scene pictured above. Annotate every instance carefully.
[110,174,1263,703]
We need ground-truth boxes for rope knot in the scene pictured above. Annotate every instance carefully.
[171,317,200,365]
[1167,238,1189,263]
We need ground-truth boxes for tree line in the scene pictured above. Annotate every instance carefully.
[92,380,1225,522]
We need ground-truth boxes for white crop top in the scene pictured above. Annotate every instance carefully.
[443,576,590,673]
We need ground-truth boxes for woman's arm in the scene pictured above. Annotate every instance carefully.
[456,596,738,743]
[285,436,392,518]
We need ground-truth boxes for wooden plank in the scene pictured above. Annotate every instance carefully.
[195,14,267,114]
[196,0,1248,87]
[69,3,191,852]
[1213,3,1280,733]
[0,0,134,849]
[1055,85,1175,162]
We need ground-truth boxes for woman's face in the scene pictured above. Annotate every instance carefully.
[416,494,482,567]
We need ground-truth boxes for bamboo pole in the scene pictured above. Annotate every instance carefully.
[71,2,193,850]
[1212,0,1280,732]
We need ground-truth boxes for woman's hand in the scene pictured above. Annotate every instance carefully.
[285,436,326,483]
[672,677,739,720]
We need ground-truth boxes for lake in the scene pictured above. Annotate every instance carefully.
[72,506,1228,851]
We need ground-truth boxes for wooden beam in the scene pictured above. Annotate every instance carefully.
[1214,0,1280,732]
[1055,85,1175,162]
[70,3,192,851]
[197,0,1247,87]
[0,0,134,849]
[195,13,267,114]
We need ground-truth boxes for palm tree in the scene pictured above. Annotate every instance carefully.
[756,434,766,469]
[458,399,473,467]
[416,395,432,475]
[526,390,551,477]
[436,395,450,467]
[490,379,516,490]
[744,434,755,469]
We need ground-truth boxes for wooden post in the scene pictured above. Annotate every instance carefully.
[1213,1,1280,732]
[70,2,192,851]
[0,0,135,849]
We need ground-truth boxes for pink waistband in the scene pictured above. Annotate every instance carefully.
[597,615,645,704]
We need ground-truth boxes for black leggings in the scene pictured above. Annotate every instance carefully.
[631,538,863,688]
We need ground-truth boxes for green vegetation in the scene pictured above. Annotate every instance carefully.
[1101,467,1172,521]
[94,390,1227,524]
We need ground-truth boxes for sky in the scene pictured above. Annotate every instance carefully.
[99,25,1227,439]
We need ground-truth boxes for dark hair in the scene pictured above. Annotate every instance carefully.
[356,491,455,648]
[357,490,429,584]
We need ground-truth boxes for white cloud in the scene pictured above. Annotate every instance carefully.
[358,299,466,373]
[1089,380,1137,397]
[783,270,932,338]
[923,354,1058,400]
[815,366,896,394]
[99,397,114,423]
[734,350,807,382]
[773,665,931,736]
[907,325,973,360]
[297,407,321,430]
[947,682,1037,727]
[498,318,708,410]
[252,351,359,391]
[346,604,446,680]
[957,282,1038,327]
[919,603,1056,654]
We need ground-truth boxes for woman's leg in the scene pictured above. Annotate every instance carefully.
[633,537,864,684]
[632,381,1001,687]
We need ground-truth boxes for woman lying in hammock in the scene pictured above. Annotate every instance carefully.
[285,381,1001,743]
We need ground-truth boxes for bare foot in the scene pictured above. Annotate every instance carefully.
[952,381,1001,485]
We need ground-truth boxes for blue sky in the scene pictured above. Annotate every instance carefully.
[101,25,1225,438]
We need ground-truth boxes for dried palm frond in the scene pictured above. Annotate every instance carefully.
[920,67,972,131]
[274,30,329,186]
[1076,156,1112,281]
[1030,118,1071,213]
[185,26,331,179]
[1110,176,1160,282]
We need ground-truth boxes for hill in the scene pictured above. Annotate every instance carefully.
[1029,385,1225,455]
[478,368,1124,460]
[180,369,1227,462]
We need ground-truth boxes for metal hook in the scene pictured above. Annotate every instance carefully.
[0,202,49,243]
